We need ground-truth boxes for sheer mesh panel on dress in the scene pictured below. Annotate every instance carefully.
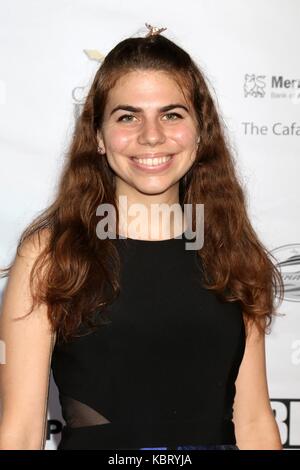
[60,394,111,428]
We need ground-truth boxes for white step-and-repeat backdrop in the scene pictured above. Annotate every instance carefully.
[0,0,299,449]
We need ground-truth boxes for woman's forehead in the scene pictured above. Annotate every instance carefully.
[106,70,191,107]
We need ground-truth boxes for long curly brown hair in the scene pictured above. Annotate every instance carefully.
[0,34,284,345]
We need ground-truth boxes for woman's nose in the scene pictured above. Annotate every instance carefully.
[137,119,166,146]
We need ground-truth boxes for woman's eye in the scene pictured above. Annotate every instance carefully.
[164,112,182,120]
[117,112,183,123]
[117,114,135,122]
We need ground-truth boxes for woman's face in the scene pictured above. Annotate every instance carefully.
[97,69,199,199]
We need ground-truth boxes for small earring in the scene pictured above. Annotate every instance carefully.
[98,145,104,154]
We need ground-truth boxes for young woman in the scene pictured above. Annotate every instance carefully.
[0,24,284,450]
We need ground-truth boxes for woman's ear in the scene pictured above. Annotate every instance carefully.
[96,131,106,154]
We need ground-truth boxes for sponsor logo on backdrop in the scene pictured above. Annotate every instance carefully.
[244,74,266,97]
[244,74,300,103]
[243,75,300,135]
[271,244,300,302]
[242,121,300,135]
[271,399,300,449]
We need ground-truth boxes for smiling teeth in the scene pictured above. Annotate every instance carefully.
[133,156,172,166]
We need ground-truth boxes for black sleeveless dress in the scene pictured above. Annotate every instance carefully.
[51,231,245,450]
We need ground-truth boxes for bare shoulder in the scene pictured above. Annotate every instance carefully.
[0,228,55,449]
[17,227,51,260]
[1,228,52,319]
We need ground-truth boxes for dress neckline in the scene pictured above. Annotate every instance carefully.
[118,230,186,243]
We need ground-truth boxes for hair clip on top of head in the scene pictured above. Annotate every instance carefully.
[144,22,167,37]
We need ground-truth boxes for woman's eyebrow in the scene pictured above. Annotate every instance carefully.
[109,103,189,116]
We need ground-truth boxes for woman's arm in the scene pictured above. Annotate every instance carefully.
[0,232,55,449]
[232,316,283,450]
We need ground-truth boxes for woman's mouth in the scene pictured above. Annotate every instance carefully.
[130,155,175,171]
